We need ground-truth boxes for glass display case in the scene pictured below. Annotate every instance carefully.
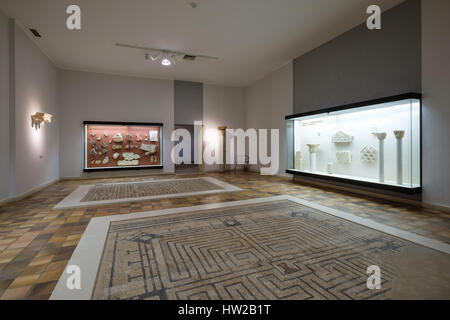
[286,94,421,193]
[83,121,163,171]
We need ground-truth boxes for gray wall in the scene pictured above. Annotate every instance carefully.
[293,0,421,113]
[244,62,293,175]
[421,0,450,208]
[0,12,9,202]
[59,70,175,178]
[13,23,60,197]
[174,80,203,125]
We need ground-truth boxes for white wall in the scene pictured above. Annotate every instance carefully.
[244,63,293,175]
[13,24,60,197]
[59,70,174,178]
[203,84,245,171]
[421,0,450,208]
[0,13,9,202]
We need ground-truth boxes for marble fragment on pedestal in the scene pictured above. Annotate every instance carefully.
[327,162,333,174]
[103,156,109,164]
[90,148,97,157]
[113,153,119,159]
[101,142,107,148]
[96,136,101,141]
[90,132,95,137]
[104,132,108,137]
[90,140,96,147]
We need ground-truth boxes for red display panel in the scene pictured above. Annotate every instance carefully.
[84,122,163,170]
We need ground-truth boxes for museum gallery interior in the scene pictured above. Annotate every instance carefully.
[0,0,449,301]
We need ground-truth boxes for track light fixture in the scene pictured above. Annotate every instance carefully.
[117,43,219,67]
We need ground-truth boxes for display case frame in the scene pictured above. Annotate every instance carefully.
[285,93,422,194]
[83,121,164,172]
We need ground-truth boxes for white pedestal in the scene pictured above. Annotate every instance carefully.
[394,130,405,185]
[374,133,386,183]
[310,153,317,172]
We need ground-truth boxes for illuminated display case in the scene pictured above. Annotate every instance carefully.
[286,93,421,193]
[83,121,163,171]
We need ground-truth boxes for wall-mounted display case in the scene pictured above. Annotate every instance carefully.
[286,93,421,193]
[83,121,163,172]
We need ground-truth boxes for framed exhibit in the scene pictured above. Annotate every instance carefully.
[285,93,422,194]
[83,121,163,172]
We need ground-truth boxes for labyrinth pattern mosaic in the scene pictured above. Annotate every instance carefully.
[87,199,450,300]
[53,177,241,209]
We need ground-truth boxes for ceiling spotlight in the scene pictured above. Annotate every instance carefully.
[161,53,171,66]
[150,52,161,61]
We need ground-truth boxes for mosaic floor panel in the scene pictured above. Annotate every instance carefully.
[50,197,450,300]
[54,177,241,209]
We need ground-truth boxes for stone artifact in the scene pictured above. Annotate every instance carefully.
[112,144,122,150]
[295,151,302,170]
[90,160,95,165]
[394,130,405,185]
[126,134,133,141]
[140,143,156,153]
[136,135,142,142]
[331,131,353,144]
[113,152,119,159]
[103,156,109,164]
[373,133,386,182]
[101,142,107,148]
[145,152,150,156]
[90,132,96,137]
[96,136,101,141]
[122,152,140,161]
[307,144,320,172]
[104,132,108,137]
[90,148,97,156]
[125,144,130,150]
[98,152,102,156]
[361,145,377,164]
[112,133,123,143]
[95,145,100,151]
[95,160,101,165]
[336,151,352,164]
[150,130,159,142]
[90,140,96,147]
[117,159,139,166]
[327,162,333,174]
[102,149,108,154]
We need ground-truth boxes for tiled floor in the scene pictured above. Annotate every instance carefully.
[0,171,449,300]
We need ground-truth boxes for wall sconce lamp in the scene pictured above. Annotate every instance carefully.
[31,112,53,130]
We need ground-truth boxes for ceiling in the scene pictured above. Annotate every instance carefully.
[0,0,404,87]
